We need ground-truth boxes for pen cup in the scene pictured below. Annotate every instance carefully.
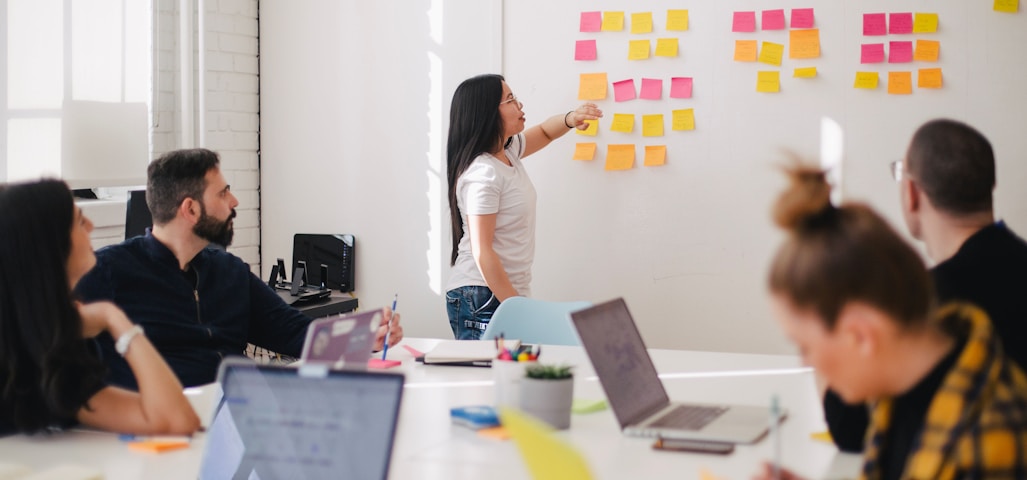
[493,359,535,408]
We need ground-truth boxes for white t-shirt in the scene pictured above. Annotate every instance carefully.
[447,133,536,297]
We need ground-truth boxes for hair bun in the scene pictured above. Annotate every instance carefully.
[772,164,833,231]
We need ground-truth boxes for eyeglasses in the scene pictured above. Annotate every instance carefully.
[500,95,521,107]
[889,160,904,182]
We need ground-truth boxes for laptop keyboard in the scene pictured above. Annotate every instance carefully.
[649,405,729,430]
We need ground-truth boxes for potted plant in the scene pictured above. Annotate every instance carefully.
[519,364,574,429]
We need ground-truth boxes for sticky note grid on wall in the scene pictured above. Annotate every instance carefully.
[858,11,943,93]
[730,8,822,92]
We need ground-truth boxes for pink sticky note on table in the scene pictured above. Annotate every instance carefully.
[889,41,913,63]
[639,78,663,100]
[791,8,814,28]
[580,11,602,32]
[368,358,402,369]
[762,10,786,30]
[670,77,693,99]
[863,13,887,35]
[732,11,756,32]
[889,13,913,34]
[613,79,636,102]
[575,40,597,61]
[402,345,425,358]
[861,43,885,63]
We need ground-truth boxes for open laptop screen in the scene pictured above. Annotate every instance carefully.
[570,298,671,428]
[200,360,404,480]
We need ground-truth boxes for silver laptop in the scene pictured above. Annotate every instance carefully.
[199,358,404,480]
[299,308,382,370]
[570,298,779,444]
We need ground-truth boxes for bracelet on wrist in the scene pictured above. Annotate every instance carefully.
[115,325,145,356]
[564,111,574,129]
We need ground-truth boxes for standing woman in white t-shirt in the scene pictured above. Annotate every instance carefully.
[445,74,602,340]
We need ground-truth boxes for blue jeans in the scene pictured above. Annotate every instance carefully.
[446,286,500,340]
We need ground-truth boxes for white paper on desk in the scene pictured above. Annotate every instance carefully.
[423,339,521,363]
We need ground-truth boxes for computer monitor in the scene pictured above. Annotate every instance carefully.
[293,234,355,292]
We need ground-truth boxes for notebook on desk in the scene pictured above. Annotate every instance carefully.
[417,339,521,367]
[199,358,404,480]
[299,309,382,370]
[570,298,779,444]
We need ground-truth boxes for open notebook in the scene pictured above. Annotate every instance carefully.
[418,339,521,367]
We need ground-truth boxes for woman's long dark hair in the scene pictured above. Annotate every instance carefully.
[0,179,105,433]
[447,74,506,266]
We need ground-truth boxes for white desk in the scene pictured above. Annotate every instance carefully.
[0,338,861,479]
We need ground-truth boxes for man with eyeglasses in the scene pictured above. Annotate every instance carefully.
[823,119,1027,453]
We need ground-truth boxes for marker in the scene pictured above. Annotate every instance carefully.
[381,294,397,360]
[770,394,781,480]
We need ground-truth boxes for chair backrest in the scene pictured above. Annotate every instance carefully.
[482,297,591,346]
[124,189,152,239]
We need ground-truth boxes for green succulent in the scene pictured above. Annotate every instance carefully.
[525,364,573,380]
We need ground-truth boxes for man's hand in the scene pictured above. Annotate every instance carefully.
[373,306,404,351]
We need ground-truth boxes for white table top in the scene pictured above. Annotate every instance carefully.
[0,338,861,479]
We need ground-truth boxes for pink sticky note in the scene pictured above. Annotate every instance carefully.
[368,358,402,369]
[889,13,913,34]
[861,43,886,63]
[575,40,597,61]
[613,79,636,102]
[639,78,663,100]
[762,9,786,30]
[402,345,425,358]
[863,13,887,36]
[580,11,602,32]
[732,11,756,32]
[670,77,693,99]
[791,8,815,28]
[889,41,914,63]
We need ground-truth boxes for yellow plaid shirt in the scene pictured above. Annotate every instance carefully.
[862,303,1027,480]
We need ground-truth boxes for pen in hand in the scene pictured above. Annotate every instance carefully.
[381,294,398,360]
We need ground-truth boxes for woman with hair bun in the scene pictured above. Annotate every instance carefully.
[753,165,1027,479]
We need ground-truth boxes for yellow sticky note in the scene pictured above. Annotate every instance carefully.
[602,11,625,32]
[572,143,597,161]
[913,13,938,33]
[628,40,651,60]
[789,29,821,59]
[994,0,1019,13]
[793,67,817,78]
[610,113,635,133]
[918,68,943,88]
[631,12,653,34]
[810,431,833,443]
[578,73,608,100]
[913,40,940,62]
[644,145,667,166]
[500,408,595,480]
[672,109,695,131]
[758,42,784,66]
[756,71,780,93]
[699,469,729,480]
[888,71,913,95]
[605,145,635,171]
[642,114,664,137]
[854,72,879,89]
[655,38,679,57]
[734,40,758,62]
[575,120,599,136]
[667,9,689,31]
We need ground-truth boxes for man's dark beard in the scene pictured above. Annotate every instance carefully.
[194,203,236,247]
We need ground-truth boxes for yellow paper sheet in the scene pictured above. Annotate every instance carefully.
[918,68,943,88]
[667,9,689,31]
[789,29,821,59]
[575,119,599,136]
[888,71,913,95]
[655,38,679,57]
[758,42,784,66]
[610,113,635,133]
[913,40,940,62]
[642,114,664,137]
[793,67,817,78]
[602,11,624,32]
[631,12,653,34]
[994,0,1019,13]
[672,109,695,131]
[572,143,597,161]
[734,40,758,62]
[644,145,667,166]
[605,145,635,171]
[756,71,780,93]
[913,13,938,33]
[578,73,608,100]
[854,72,879,89]
[499,408,594,480]
[628,40,651,60]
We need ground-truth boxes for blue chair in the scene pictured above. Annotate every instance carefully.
[482,297,591,346]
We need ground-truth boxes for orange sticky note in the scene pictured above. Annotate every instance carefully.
[789,29,821,59]
[758,42,784,66]
[575,119,599,136]
[478,426,512,441]
[793,67,817,78]
[756,71,780,93]
[667,9,689,31]
[913,40,940,62]
[605,144,635,171]
[994,0,1019,13]
[644,145,667,166]
[888,71,913,95]
[734,40,758,62]
[573,143,597,161]
[128,440,190,453]
[602,11,625,32]
[912,13,938,33]
[854,72,879,89]
[642,114,664,137]
[628,40,651,60]
[578,73,608,100]
[918,68,943,88]
[631,12,653,34]
[672,109,695,131]
[655,38,679,57]
[610,113,635,133]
